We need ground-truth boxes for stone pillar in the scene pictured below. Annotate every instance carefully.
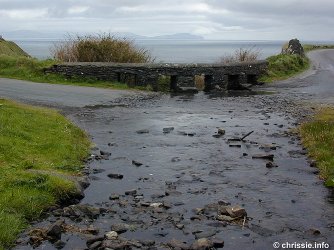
[170,75,178,91]
[203,75,213,92]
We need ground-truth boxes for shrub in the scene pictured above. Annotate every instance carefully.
[52,33,154,63]
[219,47,261,64]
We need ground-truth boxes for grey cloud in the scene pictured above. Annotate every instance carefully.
[0,0,333,40]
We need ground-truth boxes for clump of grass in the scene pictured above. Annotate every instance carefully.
[0,99,91,248]
[53,33,154,63]
[300,108,334,187]
[219,47,261,64]
[259,54,309,83]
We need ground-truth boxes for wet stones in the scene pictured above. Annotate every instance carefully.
[46,220,64,242]
[136,129,149,134]
[213,128,226,138]
[132,160,143,167]
[61,204,104,220]
[191,238,214,250]
[163,127,174,134]
[105,231,118,240]
[266,162,278,168]
[252,154,274,161]
[110,223,131,234]
[125,189,137,196]
[107,173,124,179]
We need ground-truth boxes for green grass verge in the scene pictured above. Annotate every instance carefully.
[260,54,310,83]
[300,108,334,187]
[303,44,334,53]
[0,55,148,90]
[0,99,90,248]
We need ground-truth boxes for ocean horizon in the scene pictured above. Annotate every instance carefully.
[13,39,333,63]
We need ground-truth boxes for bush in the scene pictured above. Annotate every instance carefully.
[219,47,261,64]
[53,33,154,63]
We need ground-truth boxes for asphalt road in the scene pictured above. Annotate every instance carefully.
[0,78,145,108]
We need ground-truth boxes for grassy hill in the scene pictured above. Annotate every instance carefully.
[0,37,30,57]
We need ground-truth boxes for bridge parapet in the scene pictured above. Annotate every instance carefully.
[45,61,268,92]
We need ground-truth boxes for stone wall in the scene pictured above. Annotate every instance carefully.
[44,61,268,91]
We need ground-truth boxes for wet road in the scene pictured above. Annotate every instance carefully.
[0,50,333,250]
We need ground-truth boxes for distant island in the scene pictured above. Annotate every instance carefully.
[1,30,204,40]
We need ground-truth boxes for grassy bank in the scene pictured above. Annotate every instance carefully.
[260,54,310,83]
[303,44,334,53]
[0,38,29,57]
[300,108,334,187]
[0,99,90,249]
[0,55,145,90]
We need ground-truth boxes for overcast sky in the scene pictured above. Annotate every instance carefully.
[1,0,334,40]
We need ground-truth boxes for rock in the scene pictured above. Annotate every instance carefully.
[309,160,317,168]
[132,160,143,167]
[109,194,120,200]
[167,239,189,249]
[111,223,130,234]
[194,230,217,239]
[62,205,102,220]
[105,231,118,240]
[252,154,274,161]
[212,239,225,248]
[229,144,241,148]
[218,128,226,135]
[86,225,99,235]
[86,236,105,246]
[125,189,137,196]
[176,224,185,230]
[107,173,124,179]
[136,129,149,134]
[88,241,102,250]
[46,220,64,241]
[102,240,131,249]
[306,228,321,236]
[150,202,164,208]
[266,162,278,168]
[281,38,304,56]
[163,127,174,134]
[191,238,213,250]
[100,150,111,156]
[217,215,235,222]
[226,205,247,218]
[54,240,66,249]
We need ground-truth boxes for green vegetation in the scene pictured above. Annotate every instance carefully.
[0,55,147,90]
[260,54,310,83]
[300,108,334,187]
[0,38,29,57]
[303,44,334,53]
[0,99,90,248]
[53,33,154,63]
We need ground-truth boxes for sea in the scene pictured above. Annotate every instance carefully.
[12,39,332,63]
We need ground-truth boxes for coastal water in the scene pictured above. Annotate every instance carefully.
[14,39,284,63]
[13,39,332,63]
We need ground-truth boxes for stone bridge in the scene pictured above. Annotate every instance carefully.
[45,61,268,92]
